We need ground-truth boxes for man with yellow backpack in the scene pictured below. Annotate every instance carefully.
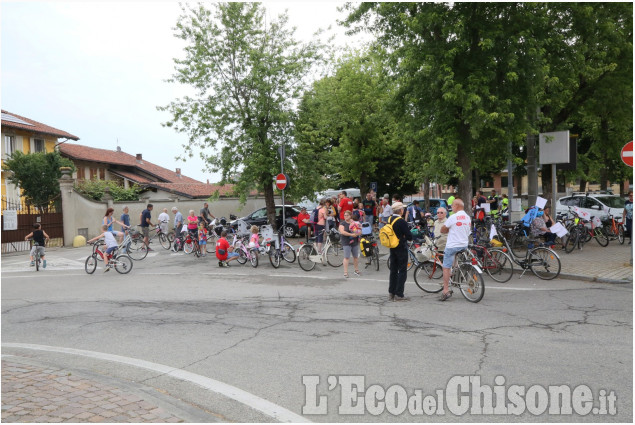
[380,202,412,301]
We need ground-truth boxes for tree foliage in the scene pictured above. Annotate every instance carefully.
[2,151,74,211]
[160,2,325,228]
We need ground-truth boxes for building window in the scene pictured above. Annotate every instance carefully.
[33,138,45,153]
[4,135,16,158]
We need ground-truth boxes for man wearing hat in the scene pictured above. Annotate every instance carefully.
[388,201,412,301]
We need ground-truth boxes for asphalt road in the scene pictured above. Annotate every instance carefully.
[2,242,632,422]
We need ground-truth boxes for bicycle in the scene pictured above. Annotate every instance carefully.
[27,239,46,271]
[413,247,485,303]
[413,236,444,281]
[183,231,203,257]
[231,234,259,267]
[125,229,149,261]
[563,206,609,252]
[360,234,380,271]
[498,232,561,280]
[386,239,422,271]
[297,228,344,271]
[466,242,514,283]
[260,225,296,268]
[602,213,625,245]
[85,242,133,274]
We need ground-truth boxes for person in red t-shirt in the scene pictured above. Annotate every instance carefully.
[297,207,311,240]
[215,230,239,267]
[338,190,354,220]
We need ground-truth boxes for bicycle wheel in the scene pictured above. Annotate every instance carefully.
[457,264,485,303]
[249,249,259,267]
[373,246,380,271]
[85,255,97,274]
[237,248,248,264]
[159,233,171,250]
[298,244,317,271]
[35,254,40,271]
[282,242,296,263]
[529,247,561,280]
[269,249,281,268]
[618,225,625,244]
[509,234,528,258]
[167,231,175,243]
[184,240,194,254]
[413,263,444,293]
[475,225,489,243]
[326,242,344,267]
[563,228,578,253]
[114,254,133,274]
[128,239,148,260]
[594,227,609,247]
[206,233,216,253]
[484,248,514,283]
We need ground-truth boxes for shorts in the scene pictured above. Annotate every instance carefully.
[343,244,359,259]
[141,227,150,237]
[30,246,45,257]
[443,246,466,269]
[315,225,325,243]
[105,246,118,256]
[227,252,239,258]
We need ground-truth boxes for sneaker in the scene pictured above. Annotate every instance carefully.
[30,261,35,267]
[353,270,361,277]
[146,247,154,252]
[219,261,223,267]
[394,296,410,302]
[43,260,47,268]
[104,266,110,273]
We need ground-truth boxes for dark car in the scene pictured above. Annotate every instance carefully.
[406,198,449,218]
[233,205,302,237]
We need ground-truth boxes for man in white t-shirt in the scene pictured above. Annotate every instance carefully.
[439,198,471,301]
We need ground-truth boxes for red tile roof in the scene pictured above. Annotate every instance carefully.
[1,110,79,140]
[108,169,154,184]
[58,143,202,184]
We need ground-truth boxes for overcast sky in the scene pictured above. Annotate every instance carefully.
[1,1,368,183]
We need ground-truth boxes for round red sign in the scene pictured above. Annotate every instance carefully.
[621,141,633,167]
[276,173,288,190]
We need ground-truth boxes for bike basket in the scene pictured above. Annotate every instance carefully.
[415,245,432,262]
[361,222,373,235]
[329,229,340,243]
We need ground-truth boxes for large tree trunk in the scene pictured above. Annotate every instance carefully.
[423,177,430,212]
[457,142,473,216]
[359,171,369,199]
[579,178,587,193]
[263,177,277,232]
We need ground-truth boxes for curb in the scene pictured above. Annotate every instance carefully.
[557,272,633,285]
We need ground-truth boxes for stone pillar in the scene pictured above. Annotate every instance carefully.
[58,167,76,247]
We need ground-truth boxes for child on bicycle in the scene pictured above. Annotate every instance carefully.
[25,223,50,268]
[87,225,119,272]
[198,222,208,256]
[248,225,261,252]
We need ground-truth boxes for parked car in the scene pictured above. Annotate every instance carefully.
[231,205,302,237]
[556,192,625,219]
[405,198,449,218]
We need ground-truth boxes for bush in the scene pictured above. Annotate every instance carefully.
[75,180,142,201]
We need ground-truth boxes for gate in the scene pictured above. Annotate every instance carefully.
[1,197,64,253]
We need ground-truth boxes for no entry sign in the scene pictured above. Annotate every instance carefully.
[621,141,633,167]
[276,173,288,190]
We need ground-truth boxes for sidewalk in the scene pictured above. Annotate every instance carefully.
[1,356,220,423]
[555,239,633,283]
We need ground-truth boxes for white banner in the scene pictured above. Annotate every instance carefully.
[550,222,568,238]
[3,210,18,230]
[535,196,548,209]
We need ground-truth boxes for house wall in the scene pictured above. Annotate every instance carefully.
[1,128,57,202]
[59,177,281,245]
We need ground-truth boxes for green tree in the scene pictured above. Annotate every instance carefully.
[294,51,405,196]
[160,2,324,228]
[2,151,75,211]
[344,3,547,212]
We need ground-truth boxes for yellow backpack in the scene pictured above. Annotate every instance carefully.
[379,216,402,248]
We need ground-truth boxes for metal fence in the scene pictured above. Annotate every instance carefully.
[1,197,64,253]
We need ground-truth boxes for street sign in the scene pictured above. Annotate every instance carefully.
[621,141,633,167]
[276,173,288,190]
[370,182,377,193]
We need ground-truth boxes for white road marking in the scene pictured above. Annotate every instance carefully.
[2,343,310,423]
